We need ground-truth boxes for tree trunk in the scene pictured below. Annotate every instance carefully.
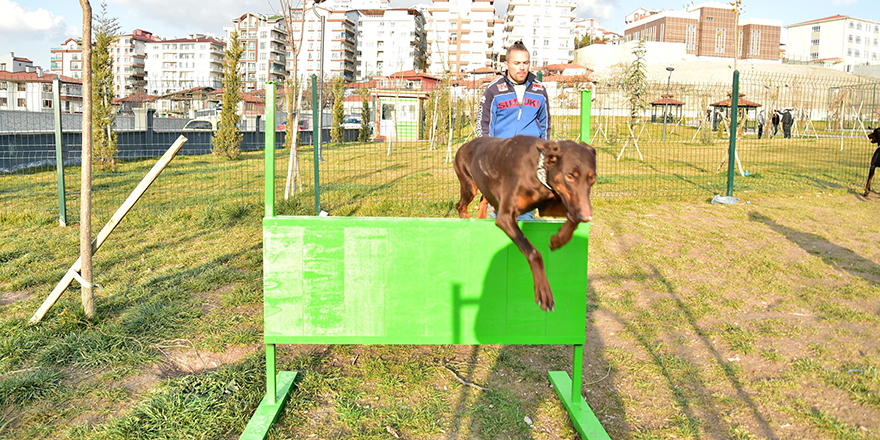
[80,0,94,319]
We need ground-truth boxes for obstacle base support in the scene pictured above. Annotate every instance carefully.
[240,345,296,440]
[548,344,612,440]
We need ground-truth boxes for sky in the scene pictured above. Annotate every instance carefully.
[1,0,872,70]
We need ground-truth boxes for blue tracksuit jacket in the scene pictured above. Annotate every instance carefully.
[476,71,551,139]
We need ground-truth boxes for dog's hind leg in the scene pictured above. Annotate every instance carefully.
[865,149,880,197]
[454,164,478,218]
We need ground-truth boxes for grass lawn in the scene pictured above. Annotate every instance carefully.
[1,139,879,439]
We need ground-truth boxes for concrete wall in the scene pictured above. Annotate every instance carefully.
[574,40,689,73]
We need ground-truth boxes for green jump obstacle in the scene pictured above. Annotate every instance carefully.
[241,83,608,440]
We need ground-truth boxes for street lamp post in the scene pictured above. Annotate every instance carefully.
[662,66,674,141]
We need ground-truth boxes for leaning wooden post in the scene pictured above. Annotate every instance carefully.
[79,0,94,319]
[31,136,188,324]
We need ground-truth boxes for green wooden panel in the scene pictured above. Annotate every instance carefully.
[263,217,589,346]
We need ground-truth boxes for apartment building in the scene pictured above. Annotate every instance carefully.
[623,2,781,62]
[109,29,159,97]
[573,18,620,42]
[226,13,288,91]
[425,0,496,74]
[786,15,880,72]
[49,39,84,79]
[0,53,36,73]
[504,0,577,67]
[285,7,359,82]
[0,70,83,113]
[145,35,226,94]
[355,8,427,78]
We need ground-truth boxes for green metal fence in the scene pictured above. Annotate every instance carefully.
[2,71,879,222]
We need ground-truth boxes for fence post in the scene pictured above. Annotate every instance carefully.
[53,77,67,226]
[727,70,740,197]
[265,81,275,219]
[146,108,155,147]
[580,89,591,144]
[312,74,321,215]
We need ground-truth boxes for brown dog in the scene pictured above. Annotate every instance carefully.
[454,135,597,311]
[863,127,880,197]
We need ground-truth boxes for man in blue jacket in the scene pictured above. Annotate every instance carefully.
[476,40,551,219]
[477,40,551,140]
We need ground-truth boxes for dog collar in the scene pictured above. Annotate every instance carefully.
[537,152,552,190]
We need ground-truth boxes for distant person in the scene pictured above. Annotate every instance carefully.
[781,108,793,139]
[756,110,766,139]
[771,110,780,138]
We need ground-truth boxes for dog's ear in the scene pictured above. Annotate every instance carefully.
[540,141,561,165]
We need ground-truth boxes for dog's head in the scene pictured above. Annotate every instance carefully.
[868,126,880,145]
[540,140,597,223]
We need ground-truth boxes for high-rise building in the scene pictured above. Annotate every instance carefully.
[786,15,880,72]
[286,7,359,82]
[355,8,427,78]
[503,0,576,68]
[145,35,226,94]
[226,13,288,91]
[109,29,158,97]
[424,0,496,75]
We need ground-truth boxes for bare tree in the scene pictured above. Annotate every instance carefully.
[279,0,309,196]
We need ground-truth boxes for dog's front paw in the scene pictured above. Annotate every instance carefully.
[534,282,555,312]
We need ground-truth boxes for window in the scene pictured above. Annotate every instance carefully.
[849,22,854,29]
[0,97,5,106]
[17,98,26,107]
[810,52,819,60]
[857,23,862,30]
[17,83,26,92]
[714,28,726,54]
[686,25,697,50]
[42,83,52,92]
[856,36,862,44]
[812,25,820,32]
[848,34,853,42]
[43,99,52,108]
[0,82,6,90]
[811,39,820,45]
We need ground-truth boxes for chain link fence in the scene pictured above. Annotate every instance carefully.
[2,71,879,222]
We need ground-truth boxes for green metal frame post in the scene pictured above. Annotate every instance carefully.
[726,70,740,197]
[264,82,275,218]
[53,77,67,226]
[580,89,592,144]
[311,74,320,215]
[240,81,298,440]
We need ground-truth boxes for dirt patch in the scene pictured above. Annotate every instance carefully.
[0,291,31,305]
[155,342,260,377]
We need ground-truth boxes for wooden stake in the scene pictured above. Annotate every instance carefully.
[31,136,188,324]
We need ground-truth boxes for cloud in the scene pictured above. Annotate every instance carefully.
[0,0,66,36]
[109,0,268,36]
[574,0,616,21]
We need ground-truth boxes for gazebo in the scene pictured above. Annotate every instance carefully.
[650,94,685,123]
[709,94,762,132]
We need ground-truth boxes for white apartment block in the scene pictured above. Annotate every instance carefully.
[110,29,157,97]
[572,18,620,42]
[0,53,35,73]
[319,0,390,9]
[786,15,880,72]
[145,35,226,94]
[227,13,288,91]
[490,17,505,70]
[504,0,576,67]
[49,39,84,79]
[286,7,359,82]
[355,8,427,78]
[425,0,496,74]
[0,71,83,113]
